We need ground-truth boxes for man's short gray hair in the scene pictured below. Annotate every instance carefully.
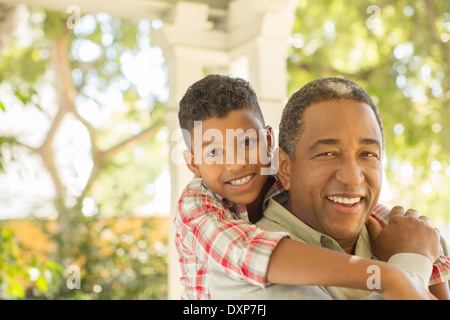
[279,77,385,159]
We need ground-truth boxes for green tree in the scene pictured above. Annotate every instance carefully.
[287,0,450,226]
[0,9,168,299]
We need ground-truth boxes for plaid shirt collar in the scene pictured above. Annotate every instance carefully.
[208,175,287,217]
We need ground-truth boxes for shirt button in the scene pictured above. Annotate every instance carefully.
[321,237,334,248]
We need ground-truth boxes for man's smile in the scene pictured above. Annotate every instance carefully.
[325,193,365,215]
[326,195,362,205]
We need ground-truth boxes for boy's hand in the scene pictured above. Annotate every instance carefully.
[367,206,441,263]
[381,267,437,300]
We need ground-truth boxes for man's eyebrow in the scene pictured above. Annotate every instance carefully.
[360,138,382,149]
[308,138,382,151]
[308,139,340,151]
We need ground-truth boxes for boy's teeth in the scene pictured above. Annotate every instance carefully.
[229,175,253,186]
[327,196,361,205]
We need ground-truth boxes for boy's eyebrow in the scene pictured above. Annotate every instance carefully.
[201,139,221,148]
[200,128,259,148]
[308,138,381,151]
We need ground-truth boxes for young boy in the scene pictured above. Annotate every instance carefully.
[175,74,450,300]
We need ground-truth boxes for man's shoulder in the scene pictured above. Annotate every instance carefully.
[256,215,289,234]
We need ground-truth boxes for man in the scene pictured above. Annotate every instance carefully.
[209,77,450,299]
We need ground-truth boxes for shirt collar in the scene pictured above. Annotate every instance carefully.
[204,175,286,212]
[264,198,374,259]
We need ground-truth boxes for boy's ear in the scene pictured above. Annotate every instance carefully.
[277,147,291,190]
[183,150,202,178]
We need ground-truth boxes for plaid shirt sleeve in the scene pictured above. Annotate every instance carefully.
[175,178,288,299]
[371,203,450,286]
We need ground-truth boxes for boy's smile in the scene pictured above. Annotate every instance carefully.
[185,109,273,205]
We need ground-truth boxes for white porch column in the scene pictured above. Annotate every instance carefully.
[152,1,230,300]
[154,0,297,300]
[229,0,297,132]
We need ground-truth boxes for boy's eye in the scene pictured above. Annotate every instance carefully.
[240,137,257,148]
[206,148,223,158]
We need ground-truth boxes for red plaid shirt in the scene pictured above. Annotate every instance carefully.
[175,177,450,299]
[175,177,288,299]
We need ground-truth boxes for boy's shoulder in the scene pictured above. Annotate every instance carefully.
[176,176,233,224]
[180,176,215,198]
[178,177,225,209]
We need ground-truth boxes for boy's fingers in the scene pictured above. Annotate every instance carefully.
[419,215,431,226]
[366,216,383,239]
[389,206,405,218]
[405,209,419,218]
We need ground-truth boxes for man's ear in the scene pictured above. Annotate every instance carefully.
[183,150,202,178]
[277,147,291,190]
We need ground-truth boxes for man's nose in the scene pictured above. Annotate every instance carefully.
[335,157,364,187]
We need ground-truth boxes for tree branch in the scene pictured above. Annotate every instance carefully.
[425,0,450,64]
[295,62,384,81]
[102,119,166,162]
[76,118,166,203]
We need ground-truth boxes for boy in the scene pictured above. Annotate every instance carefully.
[175,74,449,300]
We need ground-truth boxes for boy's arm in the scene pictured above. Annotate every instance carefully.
[267,238,435,299]
[176,188,288,287]
[429,282,450,300]
[178,189,435,299]
[268,204,442,299]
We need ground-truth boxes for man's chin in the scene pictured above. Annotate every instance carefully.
[321,218,365,243]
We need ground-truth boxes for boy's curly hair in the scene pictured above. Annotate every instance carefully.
[178,74,265,148]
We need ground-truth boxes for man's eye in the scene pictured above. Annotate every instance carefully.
[361,152,379,159]
[318,152,334,157]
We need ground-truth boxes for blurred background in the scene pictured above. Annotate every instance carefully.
[0,0,449,299]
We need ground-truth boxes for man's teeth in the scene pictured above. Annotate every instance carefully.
[327,196,361,205]
[229,175,253,186]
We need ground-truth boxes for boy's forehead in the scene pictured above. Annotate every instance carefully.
[186,109,266,153]
[192,109,265,134]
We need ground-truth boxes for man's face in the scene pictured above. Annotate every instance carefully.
[279,99,383,247]
[186,109,273,205]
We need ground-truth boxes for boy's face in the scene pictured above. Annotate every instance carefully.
[185,109,273,205]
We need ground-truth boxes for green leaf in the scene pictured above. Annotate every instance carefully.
[7,282,25,298]
[35,276,48,293]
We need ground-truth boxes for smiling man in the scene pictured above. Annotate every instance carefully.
[209,77,450,300]
[279,97,383,254]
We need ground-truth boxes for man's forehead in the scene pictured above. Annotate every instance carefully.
[303,99,377,125]
[300,99,382,142]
